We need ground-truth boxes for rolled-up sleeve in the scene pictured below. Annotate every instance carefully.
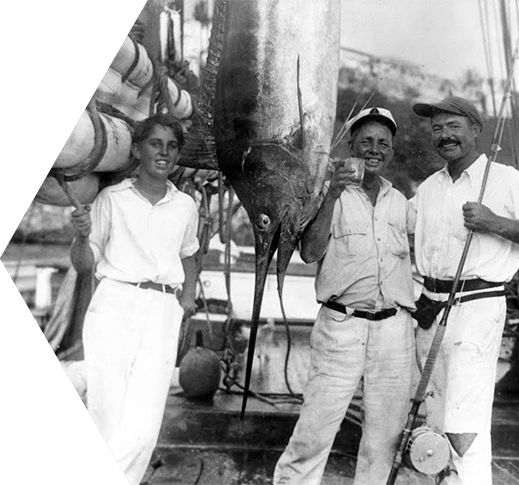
[89,190,111,264]
[179,199,200,259]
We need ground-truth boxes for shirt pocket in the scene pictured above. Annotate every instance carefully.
[332,222,369,259]
[388,220,410,259]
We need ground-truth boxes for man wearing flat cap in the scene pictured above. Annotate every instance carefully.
[412,96,519,484]
[275,107,418,484]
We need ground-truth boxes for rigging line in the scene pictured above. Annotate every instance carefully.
[277,287,303,403]
[505,99,518,168]
[217,173,225,243]
[491,0,508,80]
[499,1,519,166]
[499,0,512,65]
[479,0,492,73]
[479,0,498,116]
[223,187,234,313]
[485,0,499,82]
[209,201,242,241]
[500,0,519,109]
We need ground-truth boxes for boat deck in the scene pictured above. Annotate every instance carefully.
[3,243,519,484]
[147,323,519,485]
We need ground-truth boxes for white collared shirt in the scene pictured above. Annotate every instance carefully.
[315,178,416,311]
[89,178,199,286]
[412,154,519,282]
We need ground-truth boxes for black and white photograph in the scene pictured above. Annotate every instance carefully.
[1,1,519,484]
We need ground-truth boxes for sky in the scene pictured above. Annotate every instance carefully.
[340,0,518,81]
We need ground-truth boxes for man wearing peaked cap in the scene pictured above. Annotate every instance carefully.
[274,107,418,484]
[413,96,483,129]
[411,96,519,484]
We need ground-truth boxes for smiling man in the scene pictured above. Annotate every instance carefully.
[70,113,199,485]
[274,108,417,484]
[412,96,519,484]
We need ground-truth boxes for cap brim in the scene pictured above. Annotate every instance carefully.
[413,103,438,117]
[413,102,468,119]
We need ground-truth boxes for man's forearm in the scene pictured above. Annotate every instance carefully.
[489,216,519,245]
[300,194,336,263]
[181,254,198,300]
[70,235,95,273]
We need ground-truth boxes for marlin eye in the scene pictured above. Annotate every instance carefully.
[257,214,271,230]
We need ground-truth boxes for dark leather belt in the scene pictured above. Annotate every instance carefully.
[423,277,504,294]
[131,281,179,295]
[323,301,397,321]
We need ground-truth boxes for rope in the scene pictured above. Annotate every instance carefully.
[217,173,226,243]
[95,100,138,130]
[278,289,303,403]
[223,187,234,308]
[148,58,181,116]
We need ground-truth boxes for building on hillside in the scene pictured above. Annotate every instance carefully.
[339,47,491,117]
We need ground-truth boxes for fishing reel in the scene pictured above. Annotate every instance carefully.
[403,424,451,475]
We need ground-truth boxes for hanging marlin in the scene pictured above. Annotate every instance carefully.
[36,0,340,398]
[190,0,340,417]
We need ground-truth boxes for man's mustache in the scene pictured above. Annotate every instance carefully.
[437,138,460,147]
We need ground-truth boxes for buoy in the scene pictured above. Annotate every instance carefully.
[179,330,221,399]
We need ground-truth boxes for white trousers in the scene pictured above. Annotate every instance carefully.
[416,294,506,485]
[274,306,415,485]
[83,278,183,485]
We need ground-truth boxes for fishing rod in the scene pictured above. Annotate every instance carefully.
[386,36,519,485]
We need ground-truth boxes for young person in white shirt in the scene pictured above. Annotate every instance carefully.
[70,112,199,485]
